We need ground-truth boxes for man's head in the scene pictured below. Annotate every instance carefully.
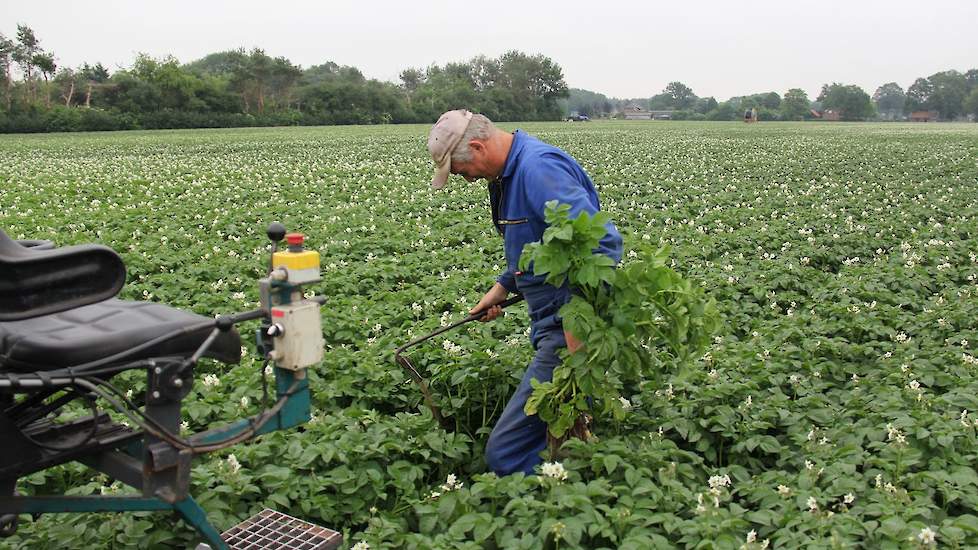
[427,110,509,189]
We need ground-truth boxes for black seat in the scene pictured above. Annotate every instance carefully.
[0,299,241,372]
[1,229,241,371]
[0,230,128,323]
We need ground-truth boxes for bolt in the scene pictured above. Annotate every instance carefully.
[172,378,183,388]
[152,391,161,399]
[154,367,162,375]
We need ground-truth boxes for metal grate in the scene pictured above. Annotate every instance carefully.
[220,508,342,550]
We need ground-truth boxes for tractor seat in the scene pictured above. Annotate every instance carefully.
[0,299,241,372]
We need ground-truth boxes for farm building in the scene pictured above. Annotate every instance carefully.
[910,110,939,122]
[822,110,841,121]
[623,105,652,120]
[623,106,674,120]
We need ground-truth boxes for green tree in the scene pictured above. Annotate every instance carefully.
[407,50,567,121]
[54,67,79,107]
[268,56,302,111]
[217,49,300,113]
[496,50,568,120]
[965,69,978,91]
[647,92,673,110]
[100,54,234,117]
[131,54,202,110]
[905,77,933,113]
[819,82,874,120]
[78,62,110,108]
[664,81,696,109]
[33,51,56,108]
[873,82,905,120]
[563,88,614,118]
[248,49,273,113]
[694,96,718,114]
[303,61,365,86]
[761,91,781,109]
[468,55,501,92]
[0,33,14,111]
[780,88,810,120]
[706,101,736,120]
[12,24,41,103]
[298,78,407,124]
[963,88,978,120]
[222,50,255,111]
[185,49,249,77]
[399,68,423,94]
[927,70,968,120]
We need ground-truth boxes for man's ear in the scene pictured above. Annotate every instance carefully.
[468,139,486,154]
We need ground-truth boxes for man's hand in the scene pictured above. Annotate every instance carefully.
[470,282,509,322]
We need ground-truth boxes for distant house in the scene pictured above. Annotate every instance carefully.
[910,110,939,122]
[822,109,841,122]
[623,105,652,120]
[622,106,674,120]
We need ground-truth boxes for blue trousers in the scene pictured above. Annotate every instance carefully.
[485,323,566,476]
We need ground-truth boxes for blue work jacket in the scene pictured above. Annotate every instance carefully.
[493,130,622,342]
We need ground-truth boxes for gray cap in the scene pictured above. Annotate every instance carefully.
[427,109,473,189]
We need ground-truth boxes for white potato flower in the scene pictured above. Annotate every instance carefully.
[917,527,937,545]
[226,454,241,474]
[541,461,568,481]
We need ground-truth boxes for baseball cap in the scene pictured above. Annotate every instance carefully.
[428,109,473,189]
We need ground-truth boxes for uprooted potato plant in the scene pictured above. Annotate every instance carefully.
[520,201,718,445]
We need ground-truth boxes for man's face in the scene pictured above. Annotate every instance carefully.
[449,140,494,183]
[450,158,483,183]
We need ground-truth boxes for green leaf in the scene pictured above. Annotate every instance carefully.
[450,512,478,536]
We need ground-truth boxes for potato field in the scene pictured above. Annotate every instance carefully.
[1,121,977,549]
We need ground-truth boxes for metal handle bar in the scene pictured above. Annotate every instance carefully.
[393,294,524,357]
[393,294,524,430]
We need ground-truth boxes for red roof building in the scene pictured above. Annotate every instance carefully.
[910,111,939,122]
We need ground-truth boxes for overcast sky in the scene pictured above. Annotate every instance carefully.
[2,0,976,101]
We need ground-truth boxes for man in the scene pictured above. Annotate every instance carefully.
[427,109,622,476]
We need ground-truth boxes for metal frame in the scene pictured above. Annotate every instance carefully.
[0,366,311,550]
[1,223,324,548]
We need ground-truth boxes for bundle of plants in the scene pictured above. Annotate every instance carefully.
[519,201,719,454]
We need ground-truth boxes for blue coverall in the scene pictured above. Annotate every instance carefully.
[484,130,622,476]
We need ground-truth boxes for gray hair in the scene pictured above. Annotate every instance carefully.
[451,113,494,163]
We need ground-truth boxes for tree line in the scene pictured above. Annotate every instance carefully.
[0,25,568,133]
[563,69,978,122]
[1,23,975,133]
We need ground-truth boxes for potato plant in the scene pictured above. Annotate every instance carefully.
[520,201,718,440]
